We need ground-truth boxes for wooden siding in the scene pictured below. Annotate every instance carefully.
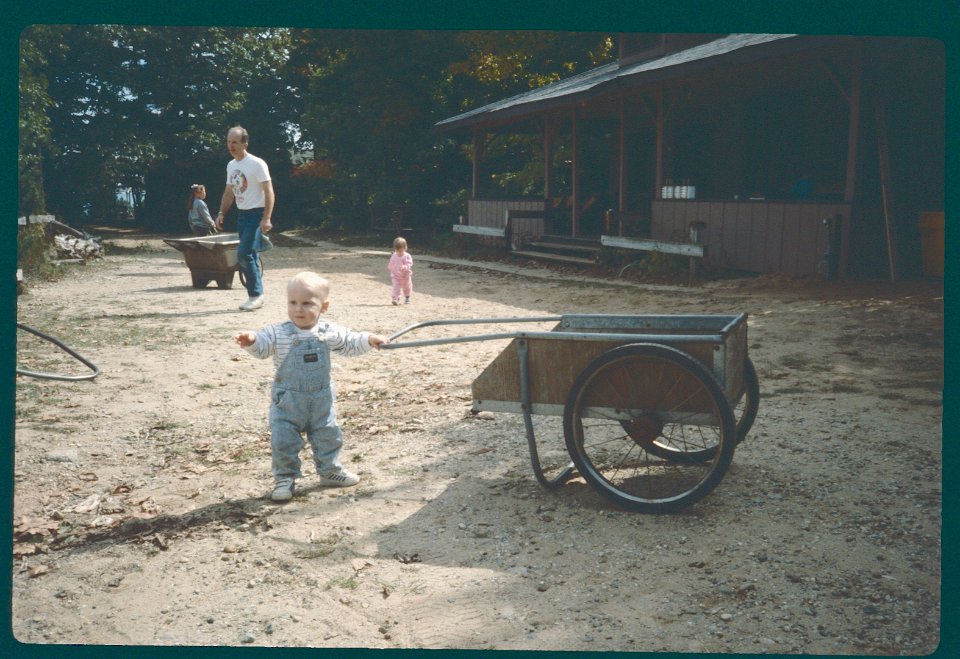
[468,198,546,229]
[652,200,850,275]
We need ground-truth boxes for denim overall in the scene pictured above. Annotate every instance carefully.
[268,323,343,481]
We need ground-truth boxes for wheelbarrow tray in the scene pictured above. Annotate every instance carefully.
[163,233,241,289]
[471,313,748,417]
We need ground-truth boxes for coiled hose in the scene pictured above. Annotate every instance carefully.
[16,323,101,381]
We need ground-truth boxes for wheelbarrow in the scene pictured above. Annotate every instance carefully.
[382,313,759,513]
[164,233,262,290]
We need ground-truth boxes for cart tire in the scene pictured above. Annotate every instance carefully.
[237,255,263,289]
[191,275,210,289]
[563,343,736,513]
[735,357,760,444]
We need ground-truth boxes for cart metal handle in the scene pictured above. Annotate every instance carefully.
[383,316,560,348]
[381,315,735,350]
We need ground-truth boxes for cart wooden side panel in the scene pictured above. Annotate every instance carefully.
[472,314,748,415]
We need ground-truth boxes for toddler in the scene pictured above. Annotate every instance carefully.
[235,271,387,502]
[388,236,413,305]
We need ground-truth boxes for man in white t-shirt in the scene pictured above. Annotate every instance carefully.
[215,125,275,311]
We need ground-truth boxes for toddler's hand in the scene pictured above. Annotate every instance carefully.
[235,331,256,347]
[368,334,388,350]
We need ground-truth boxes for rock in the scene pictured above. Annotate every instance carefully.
[45,449,78,463]
[241,631,256,643]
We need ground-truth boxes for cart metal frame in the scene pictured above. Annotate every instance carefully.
[384,313,758,512]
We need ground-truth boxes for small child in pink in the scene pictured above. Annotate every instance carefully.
[388,236,413,305]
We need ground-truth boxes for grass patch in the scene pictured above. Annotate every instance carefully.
[325,575,359,590]
[227,444,266,463]
[772,385,807,395]
[780,353,817,369]
[102,241,158,255]
[830,382,864,393]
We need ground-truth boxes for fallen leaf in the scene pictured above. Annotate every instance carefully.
[71,494,101,513]
[28,565,50,578]
[13,544,42,558]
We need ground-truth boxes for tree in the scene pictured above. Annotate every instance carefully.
[18,25,67,216]
[289,29,612,230]
[25,25,294,230]
[20,26,613,232]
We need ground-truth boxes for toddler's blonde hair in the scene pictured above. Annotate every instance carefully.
[288,271,330,302]
[393,236,407,250]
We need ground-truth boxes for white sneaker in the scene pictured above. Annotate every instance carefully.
[271,478,295,502]
[319,468,360,488]
[239,296,264,311]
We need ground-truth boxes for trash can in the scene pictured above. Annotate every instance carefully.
[918,211,944,277]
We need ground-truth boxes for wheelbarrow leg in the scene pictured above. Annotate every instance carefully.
[517,339,576,489]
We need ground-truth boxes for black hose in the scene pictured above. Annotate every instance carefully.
[16,323,101,381]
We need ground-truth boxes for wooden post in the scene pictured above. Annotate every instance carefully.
[875,104,899,280]
[655,88,664,198]
[471,128,483,200]
[572,107,579,238]
[838,43,862,277]
[618,96,626,231]
[543,115,554,200]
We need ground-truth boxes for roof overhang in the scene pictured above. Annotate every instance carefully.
[436,33,845,133]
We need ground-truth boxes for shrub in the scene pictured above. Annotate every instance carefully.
[17,223,60,280]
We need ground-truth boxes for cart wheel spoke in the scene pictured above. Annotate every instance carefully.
[563,343,736,513]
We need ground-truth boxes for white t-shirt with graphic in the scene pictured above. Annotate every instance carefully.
[226,153,271,210]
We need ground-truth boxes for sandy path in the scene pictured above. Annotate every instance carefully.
[12,232,942,653]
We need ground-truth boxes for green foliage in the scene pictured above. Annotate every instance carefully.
[17,224,60,280]
[618,251,688,280]
[20,26,614,233]
[18,26,66,216]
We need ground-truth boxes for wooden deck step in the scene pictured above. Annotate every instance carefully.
[538,234,601,247]
[527,240,601,255]
[511,250,597,265]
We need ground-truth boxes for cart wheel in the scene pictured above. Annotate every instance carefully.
[734,357,760,444]
[191,275,210,289]
[639,355,760,463]
[563,343,736,513]
[237,255,263,289]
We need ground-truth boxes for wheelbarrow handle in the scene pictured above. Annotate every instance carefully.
[382,316,562,349]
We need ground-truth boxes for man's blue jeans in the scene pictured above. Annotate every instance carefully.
[236,209,264,297]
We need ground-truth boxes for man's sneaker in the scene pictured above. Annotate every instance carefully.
[239,296,264,311]
[271,478,295,502]
[319,468,360,488]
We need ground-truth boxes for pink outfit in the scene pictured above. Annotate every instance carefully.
[388,251,413,301]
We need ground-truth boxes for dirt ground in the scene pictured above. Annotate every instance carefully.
[11,228,943,654]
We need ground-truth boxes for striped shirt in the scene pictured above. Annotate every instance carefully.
[244,320,372,371]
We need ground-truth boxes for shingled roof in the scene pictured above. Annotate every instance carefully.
[436,33,805,131]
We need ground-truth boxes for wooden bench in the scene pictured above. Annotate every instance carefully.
[601,234,707,284]
[451,224,508,238]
